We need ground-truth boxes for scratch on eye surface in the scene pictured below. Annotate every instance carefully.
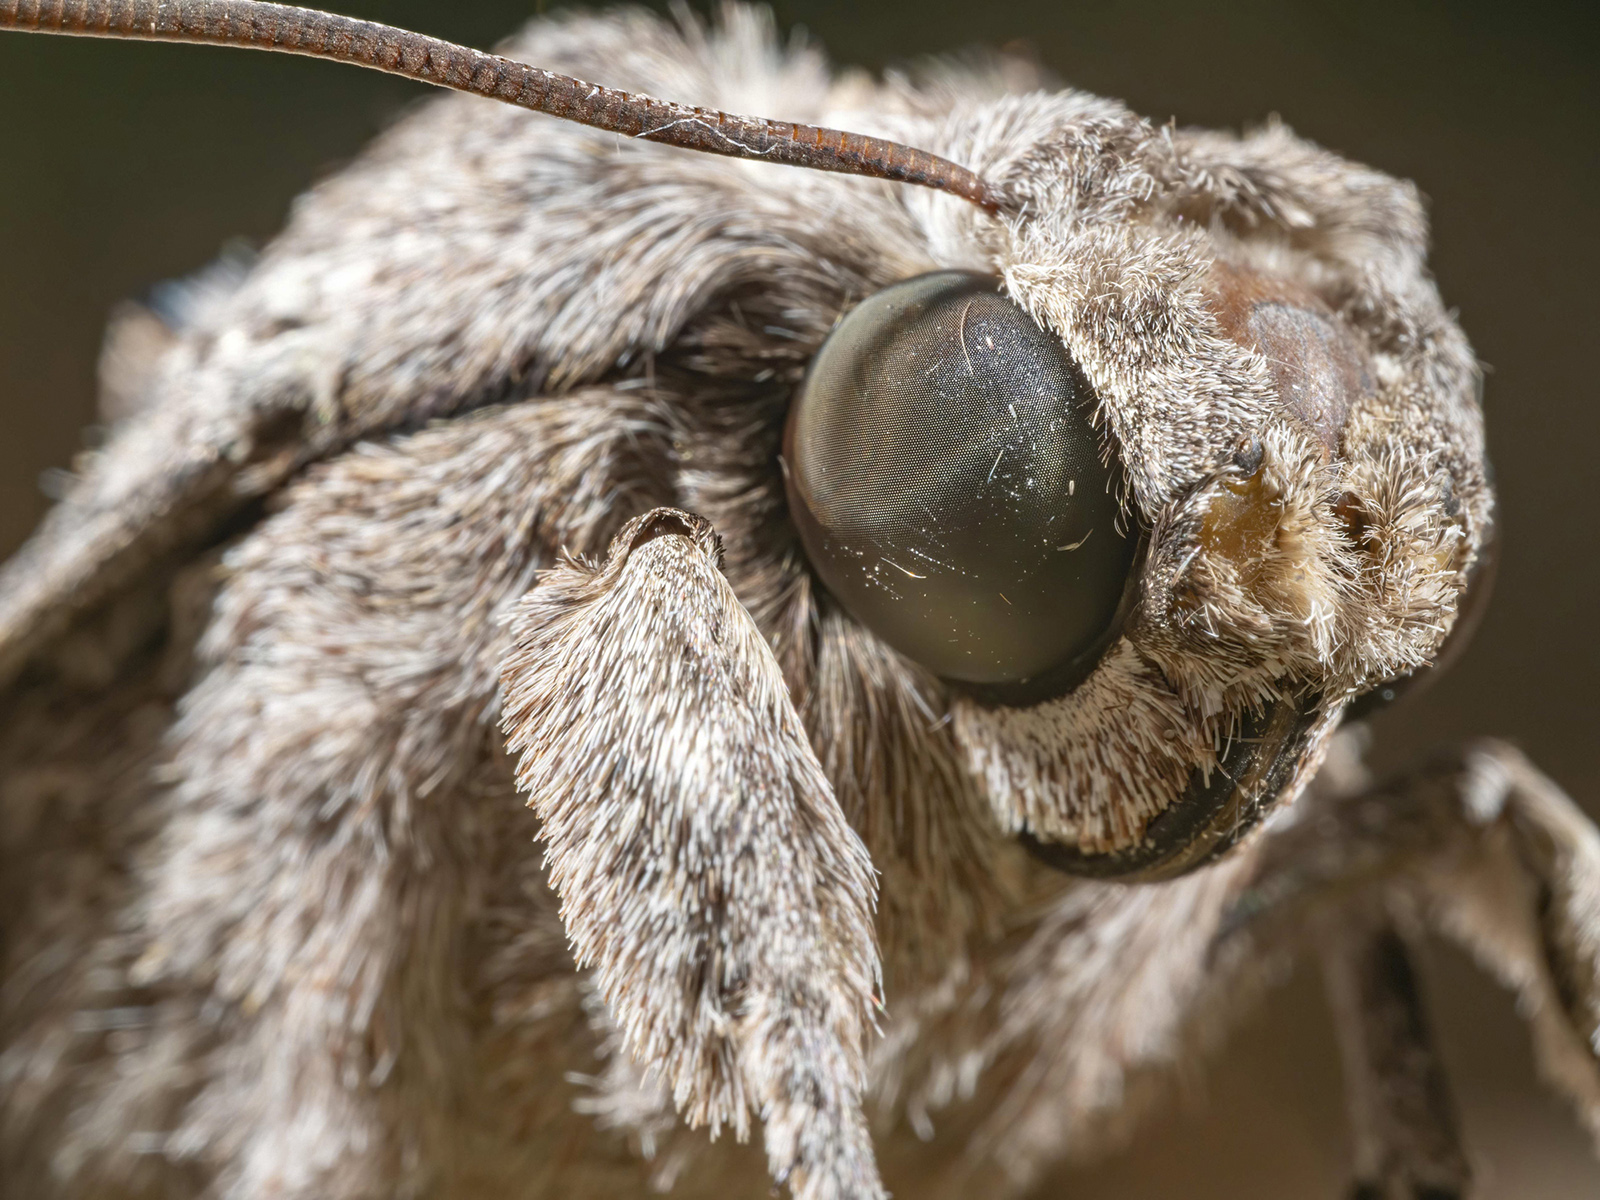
[883,558,926,579]
[906,545,955,572]
[987,447,1005,482]
[1056,530,1093,551]
[958,297,977,375]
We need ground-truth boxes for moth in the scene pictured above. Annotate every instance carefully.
[1,3,1597,1199]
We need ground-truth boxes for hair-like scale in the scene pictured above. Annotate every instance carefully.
[2,6,1598,1200]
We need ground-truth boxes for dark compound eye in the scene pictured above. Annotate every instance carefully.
[784,270,1138,699]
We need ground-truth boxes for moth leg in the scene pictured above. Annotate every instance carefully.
[500,507,886,1200]
[1224,738,1600,1188]
[1321,905,1471,1199]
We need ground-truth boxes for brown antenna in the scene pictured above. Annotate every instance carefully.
[0,0,1005,214]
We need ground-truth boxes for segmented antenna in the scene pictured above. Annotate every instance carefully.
[0,0,1005,213]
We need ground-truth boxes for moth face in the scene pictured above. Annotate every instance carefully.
[772,98,1491,879]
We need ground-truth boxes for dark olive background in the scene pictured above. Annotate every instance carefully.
[1,2,1596,1195]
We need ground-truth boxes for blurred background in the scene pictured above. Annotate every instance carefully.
[1,1,1596,1195]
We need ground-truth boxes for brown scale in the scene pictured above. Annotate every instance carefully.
[1205,260,1373,457]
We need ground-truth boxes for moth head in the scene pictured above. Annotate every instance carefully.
[778,100,1493,880]
[4,2,1493,883]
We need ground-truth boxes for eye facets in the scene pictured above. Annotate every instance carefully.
[784,270,1137,691]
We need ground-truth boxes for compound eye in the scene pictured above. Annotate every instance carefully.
[784,270,1137,694]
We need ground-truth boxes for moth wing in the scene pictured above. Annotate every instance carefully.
[501,507,885,1200]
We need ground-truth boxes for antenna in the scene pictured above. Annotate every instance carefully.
[0,0,1006,214]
